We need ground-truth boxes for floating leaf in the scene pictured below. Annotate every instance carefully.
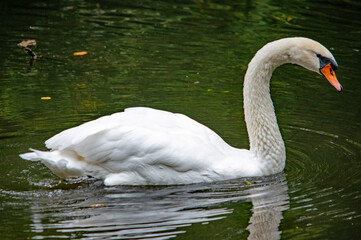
[18,40,37,48]
[207,89,212,92]
[271,12,294,24]
[90,203,104,207]
[73,51,88,56]
[18,40,37,59]
[245,181,251,185]
[222,90,230,93]
[41,97,51,100]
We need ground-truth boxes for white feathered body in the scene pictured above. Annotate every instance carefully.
[21,107,261,185]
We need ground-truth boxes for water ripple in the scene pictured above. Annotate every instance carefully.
[0,174,289,239]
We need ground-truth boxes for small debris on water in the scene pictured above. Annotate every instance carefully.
[90,203,104,207]
[73,51,88,56]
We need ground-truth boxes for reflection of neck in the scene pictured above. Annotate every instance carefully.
[246,176,289,240]
[243,42,288,174]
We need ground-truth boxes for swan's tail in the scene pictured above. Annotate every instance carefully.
[19,148,86,178]
[19,148,42,161]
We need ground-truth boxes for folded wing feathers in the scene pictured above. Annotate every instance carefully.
[23,107,232,180]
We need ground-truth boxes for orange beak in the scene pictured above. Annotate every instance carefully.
[320,63,342,92]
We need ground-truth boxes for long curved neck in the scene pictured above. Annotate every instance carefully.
[243,42,289,174]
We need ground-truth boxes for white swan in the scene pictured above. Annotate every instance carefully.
[20,37,342,185]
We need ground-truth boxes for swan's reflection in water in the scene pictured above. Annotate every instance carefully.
[246,175,289,240]
[30,173,289,239]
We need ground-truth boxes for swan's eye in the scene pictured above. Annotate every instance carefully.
[317,54,338,71]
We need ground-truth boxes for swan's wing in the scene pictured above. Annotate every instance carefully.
[46,107,228,150]
[45,112,124,150]
[45,107,232,171]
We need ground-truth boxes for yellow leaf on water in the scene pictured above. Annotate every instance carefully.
[90,203,104,207]
[73,51,88,56]
[207,89,212,92]
[41,97,51,100]
[245,181,251,185]
[222,90,230,93]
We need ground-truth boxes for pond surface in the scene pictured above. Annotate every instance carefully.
[1,0,361,239]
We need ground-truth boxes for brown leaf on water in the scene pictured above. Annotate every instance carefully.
[18,40,37,59]
[18,40,37,48]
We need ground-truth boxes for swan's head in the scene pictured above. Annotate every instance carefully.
[284,37,342,92]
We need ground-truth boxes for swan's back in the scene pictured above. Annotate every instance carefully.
[23,107,251,185]
[47,107,230,152]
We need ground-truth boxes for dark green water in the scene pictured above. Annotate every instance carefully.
[1,0,361,239]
